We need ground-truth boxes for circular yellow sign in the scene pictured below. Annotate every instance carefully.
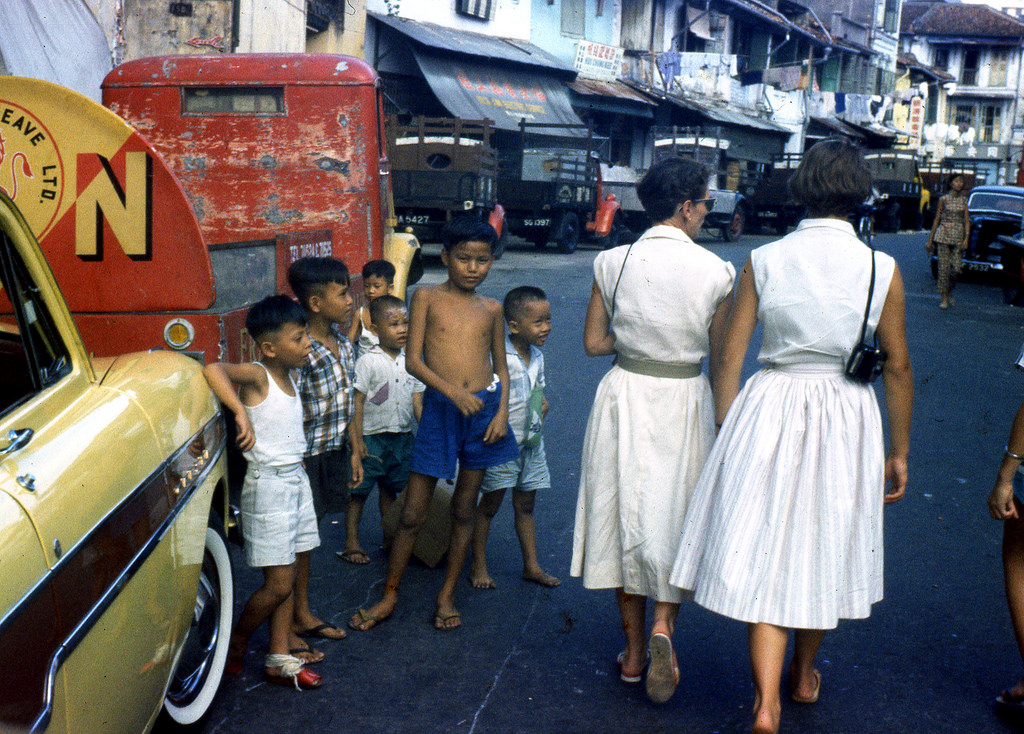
[0,100,62,237]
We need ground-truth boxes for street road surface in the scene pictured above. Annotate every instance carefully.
[170,230,1024,734]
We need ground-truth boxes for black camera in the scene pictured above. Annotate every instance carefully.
[845,343,887,383]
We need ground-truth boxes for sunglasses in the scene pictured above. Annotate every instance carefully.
[691,197,715,212]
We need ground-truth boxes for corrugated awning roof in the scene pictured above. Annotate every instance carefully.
[623,78,792,135]
[567,79,657,106]
[807,115,866,141]
[370,12,576,77]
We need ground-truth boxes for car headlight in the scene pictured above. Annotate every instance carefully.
[164,318,196,350]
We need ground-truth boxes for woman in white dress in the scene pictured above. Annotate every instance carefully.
[571,157,735,704]
[669,140,913,734]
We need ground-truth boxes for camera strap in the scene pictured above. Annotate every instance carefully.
[857,248,877,347]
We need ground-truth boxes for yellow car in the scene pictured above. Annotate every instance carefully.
[0,190,232,731]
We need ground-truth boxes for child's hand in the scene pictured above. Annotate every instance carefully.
[234,411,255,452]
[989,478,1018,520]
[349,451,364,489]
[451,388,484,417]
[482,412,508,445]
[883,453,907,504]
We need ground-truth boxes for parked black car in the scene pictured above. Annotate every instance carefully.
[931,185,1024,286]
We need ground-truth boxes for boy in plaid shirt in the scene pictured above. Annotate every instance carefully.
[286,257,362,643]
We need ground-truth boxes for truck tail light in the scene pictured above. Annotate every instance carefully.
[164,318,196,350]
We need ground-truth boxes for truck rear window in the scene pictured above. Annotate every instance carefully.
[182,87,284,115]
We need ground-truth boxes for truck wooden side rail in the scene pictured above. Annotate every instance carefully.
[387,115,505,256]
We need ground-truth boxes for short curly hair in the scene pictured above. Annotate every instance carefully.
[636,157,710,222]
[788,140,872,218]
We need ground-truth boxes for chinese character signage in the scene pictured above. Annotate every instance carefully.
[573,41,624,81]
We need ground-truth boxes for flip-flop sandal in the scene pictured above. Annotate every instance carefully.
[336,548,371,565]
[348,608,388,632]
[791,670,821,704]
[645,632,678,704]
[617,651,650,684]
[289,645,325,664]
[295,622,347,640]
[433,611,461,630]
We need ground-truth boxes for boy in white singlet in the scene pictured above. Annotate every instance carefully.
[203,295,323,690]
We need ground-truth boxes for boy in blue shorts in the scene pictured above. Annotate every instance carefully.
[342,294,424,564]
[471,286,560,590]
[286,257,359,643]
[205,295,322,689]
[349,215,519,632]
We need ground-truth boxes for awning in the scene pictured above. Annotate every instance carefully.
[807,115,867,142]
[568,78,655,118]
[413,49,584,131]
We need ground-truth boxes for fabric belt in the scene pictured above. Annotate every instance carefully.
[616,354,701,379]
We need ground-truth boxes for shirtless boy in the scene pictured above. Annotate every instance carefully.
[349,215,520,631]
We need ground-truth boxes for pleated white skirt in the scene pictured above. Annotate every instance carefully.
[571,364,715,603]
[669,364,885,629]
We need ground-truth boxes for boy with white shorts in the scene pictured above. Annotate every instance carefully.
[470,286,561,590]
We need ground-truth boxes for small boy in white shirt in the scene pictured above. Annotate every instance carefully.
[342,294,424,563]
[470,286,560,589]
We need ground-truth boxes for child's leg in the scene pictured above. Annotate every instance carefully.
[748,622,788,734]
[1003,506,1024,697]
[511,489,560,587]
[349,471,437,631]
[435,467,486,629]
[615,589,646,678]
[291,550,346,640]
[470,488,506,589]
[230,563,296,667]
[341,493,371,563]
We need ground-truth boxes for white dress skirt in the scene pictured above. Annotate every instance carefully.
[570,227,735,605]
[671,219,895,630]
[572,365,715,603]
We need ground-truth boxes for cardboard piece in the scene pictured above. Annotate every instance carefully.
[380,479,454,568]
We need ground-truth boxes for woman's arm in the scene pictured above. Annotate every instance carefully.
[962,198,971,249]
[712,258,758,427]
[583,278,616,356]
[875,265,913,504]
[706,287,733,394]
[988,398,1024,520]
[926,197,944,249]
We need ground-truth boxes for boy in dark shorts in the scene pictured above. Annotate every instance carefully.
[286,257,360,643]
[342,294,424,563]
[349,216,519,632]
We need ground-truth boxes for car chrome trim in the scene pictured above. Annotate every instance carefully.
[0,414,226,732]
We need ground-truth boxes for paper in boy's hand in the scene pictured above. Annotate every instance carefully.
[369,382,389,405]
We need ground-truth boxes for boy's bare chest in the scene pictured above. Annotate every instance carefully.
[427,297,492,340]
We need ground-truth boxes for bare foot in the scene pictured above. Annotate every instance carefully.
[523,568,560,587]
[348,601,394,632]
[434,600,461,630]
[752,695,780,734]
[470,566,497,589]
